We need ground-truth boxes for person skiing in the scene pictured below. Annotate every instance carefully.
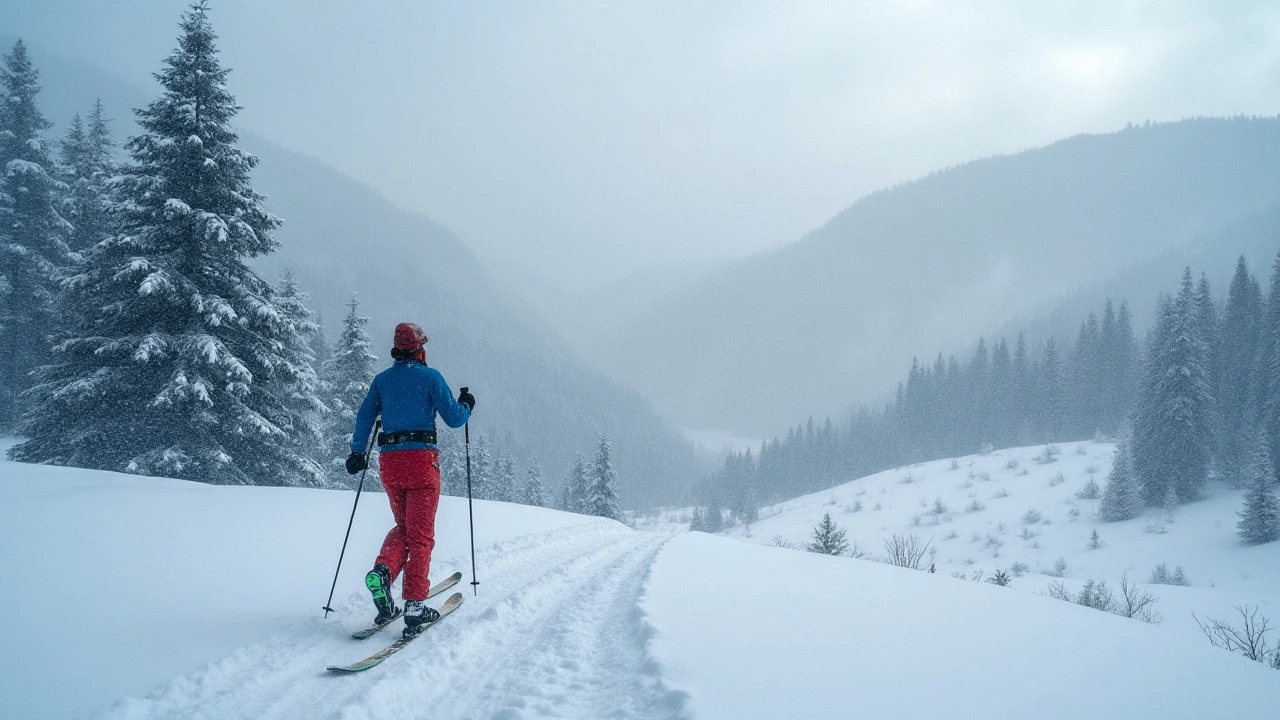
[346,322,474,635]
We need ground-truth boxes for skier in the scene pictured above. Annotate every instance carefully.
[346,322,474,635]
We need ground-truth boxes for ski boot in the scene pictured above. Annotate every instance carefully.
[402,599,441,638]
[365,563,400,625]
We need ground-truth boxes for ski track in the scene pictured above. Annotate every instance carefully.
[97,521,688,720]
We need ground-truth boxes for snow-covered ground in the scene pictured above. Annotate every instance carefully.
[4,437,1280,719]
[726,440,1280,647]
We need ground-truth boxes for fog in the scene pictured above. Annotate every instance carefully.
[11,1,1280,291]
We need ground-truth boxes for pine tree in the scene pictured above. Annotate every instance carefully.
[1218,257,1265,486]
[59,99,116,254]
[271,271,326,486]
[319,295,377,483]
[0,40,69,428]
[438,429,467,497]
[1132,270,1214,505]
[9,5,321,485]
[493,452,517,502]
[806,512,849,555]
[559,453,589,513]
[522,460,546,507]
[471,432,493,500]
[1100,434,1143,522]
[585,435,622,520]
[1259,250,1280,474]
[1237,430,1280,544]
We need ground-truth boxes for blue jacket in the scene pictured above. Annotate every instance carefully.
[350,359,471,454]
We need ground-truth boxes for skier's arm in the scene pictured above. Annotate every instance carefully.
[431,372,471,429]
[350,380,382,454]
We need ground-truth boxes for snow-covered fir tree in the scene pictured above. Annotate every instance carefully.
[522,459,546,507]
[59,100,116,254]
[9,5,323,486]
[438,429,467,497]
[493,451,517,502]
[1218,257,1265,486]
[1258,249,1280,470]
[470,432,493,500]
[807,512,849,555]
[585,435,621,520]
[0,40,69,429]
[1132,270,1214,505]
[318,295,377,483]
[559,454,589,513]
[271,270,326,486]
[1237,430,1280,544]
[1099,434,1142,522]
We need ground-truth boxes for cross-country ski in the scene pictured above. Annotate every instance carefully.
[329,592,465,673]
[349,571,461,640]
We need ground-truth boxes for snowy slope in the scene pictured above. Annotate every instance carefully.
[726,440,1280,645]
[5,438,1280,720]
[0,439,677,720]
[644,532,1280,720]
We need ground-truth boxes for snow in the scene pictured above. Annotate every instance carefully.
[725,440,1280,646]
[644,532,1280,720]
[4,437,1280,719]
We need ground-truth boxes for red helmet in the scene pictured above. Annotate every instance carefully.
[393,322,428,350]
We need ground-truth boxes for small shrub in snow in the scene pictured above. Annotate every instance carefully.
[979,442,994,455]
[825,494,838,506]
[882,533,931,570]
[848,541,868,560]
[949,459,961,471]
[1149,563,1189,586]
[873,502,882,511]
[856,488,867,496]
[993,488,1010,499]
[1075,445,1088,456]
[1068,507,1081,520]
[996,521,1007,534]
[910,514,922,526]
[1031,540,1041,549]
[965,498,986,513]
[1076,478,1102,500]
[958,480,974,490]
[1048,472,1066,487]
[807,513,850,555]
[1018,526,1039,541]
[845,500,863,513]
[1117,573,1162,624]
[898,473,916,485]
[1010,561,1029,577]
[769,535,795,549]
[988,569,1012,586]
[968,469,977,482]
[1076,580,1117,612]
[1033,445,1061,464]
[983,534,1004,552]
[1144,519,1170,535]
[1053,556,1069,577]
[930,497,949,515]
[950,571,968,579]
[979,472,993,482]
[1022,508,1042,525]
[1085,464,1099,475]
[1089,529,1103,549]
[1005,458,1019,471]
[1041,518,1052,526]
[964,557,977,565]
[943,528,958,541]
[1017,468,1030,477]
[968,532,982,543]
[1046,580,1073,601]
[1194,606,1280,667]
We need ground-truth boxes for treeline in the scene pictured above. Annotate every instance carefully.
[0,8,621,516]
[700,254,1280,527]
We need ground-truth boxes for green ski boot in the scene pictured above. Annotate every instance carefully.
[365,563,400,625]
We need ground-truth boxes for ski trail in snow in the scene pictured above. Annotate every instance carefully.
[98,522,686,720]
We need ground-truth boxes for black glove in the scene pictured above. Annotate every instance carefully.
[345,452,367,475]
[457,387,476,411]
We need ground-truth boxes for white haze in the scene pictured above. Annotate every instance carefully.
[9,0,1280,290]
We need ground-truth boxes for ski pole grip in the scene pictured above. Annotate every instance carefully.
[460,386,468,393]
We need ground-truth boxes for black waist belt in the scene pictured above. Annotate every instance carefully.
[377,430,437,447]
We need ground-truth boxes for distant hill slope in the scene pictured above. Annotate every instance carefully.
[18,40,706,506]
[596,118,1280,436]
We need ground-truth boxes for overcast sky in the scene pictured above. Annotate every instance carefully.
[9,1,1280,288]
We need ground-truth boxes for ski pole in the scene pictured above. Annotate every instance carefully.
[323,419,380,618]
[463,399,479,596]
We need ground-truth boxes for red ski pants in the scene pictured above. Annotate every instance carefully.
[375,449,441,601]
